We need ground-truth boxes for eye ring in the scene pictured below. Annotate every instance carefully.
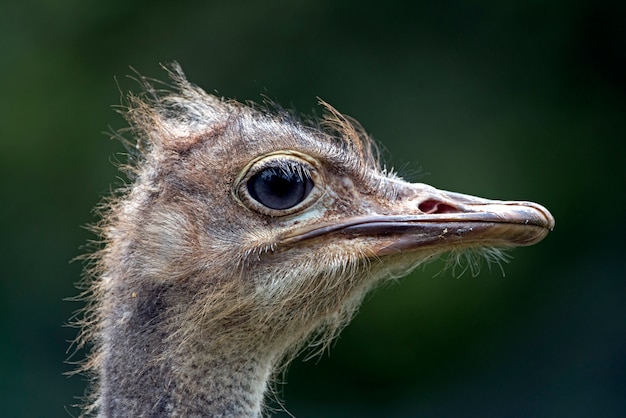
[236,152,322,216]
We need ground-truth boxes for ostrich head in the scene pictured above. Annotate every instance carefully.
[76,64,554,417]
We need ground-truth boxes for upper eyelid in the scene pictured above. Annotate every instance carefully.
[247,158,314,180]
[234,150,322,187]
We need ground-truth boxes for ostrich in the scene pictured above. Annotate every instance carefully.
[74,64,554,417]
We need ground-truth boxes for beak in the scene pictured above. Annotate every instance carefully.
[281,183,555,256]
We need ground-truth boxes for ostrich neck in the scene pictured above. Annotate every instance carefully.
[98,279,274,418]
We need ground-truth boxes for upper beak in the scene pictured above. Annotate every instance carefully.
[281,183,555,256]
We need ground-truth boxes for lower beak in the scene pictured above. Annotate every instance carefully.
[281,186,555,256]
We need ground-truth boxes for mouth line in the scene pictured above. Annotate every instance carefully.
[281,209,554,249]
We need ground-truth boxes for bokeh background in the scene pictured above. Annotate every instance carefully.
[1,1,624,417]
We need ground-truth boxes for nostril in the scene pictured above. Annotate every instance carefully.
[418,199,460,214]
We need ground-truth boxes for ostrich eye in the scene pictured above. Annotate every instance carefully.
[247,165,314,210]
[238,153,321,216]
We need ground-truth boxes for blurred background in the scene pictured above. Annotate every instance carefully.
[1,1,624,417]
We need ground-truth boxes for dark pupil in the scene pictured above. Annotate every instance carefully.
[247,167,313,210]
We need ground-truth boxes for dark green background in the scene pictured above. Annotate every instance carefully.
[1,1,624,417]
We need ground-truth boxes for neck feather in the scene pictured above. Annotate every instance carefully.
[96,279,275,418]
